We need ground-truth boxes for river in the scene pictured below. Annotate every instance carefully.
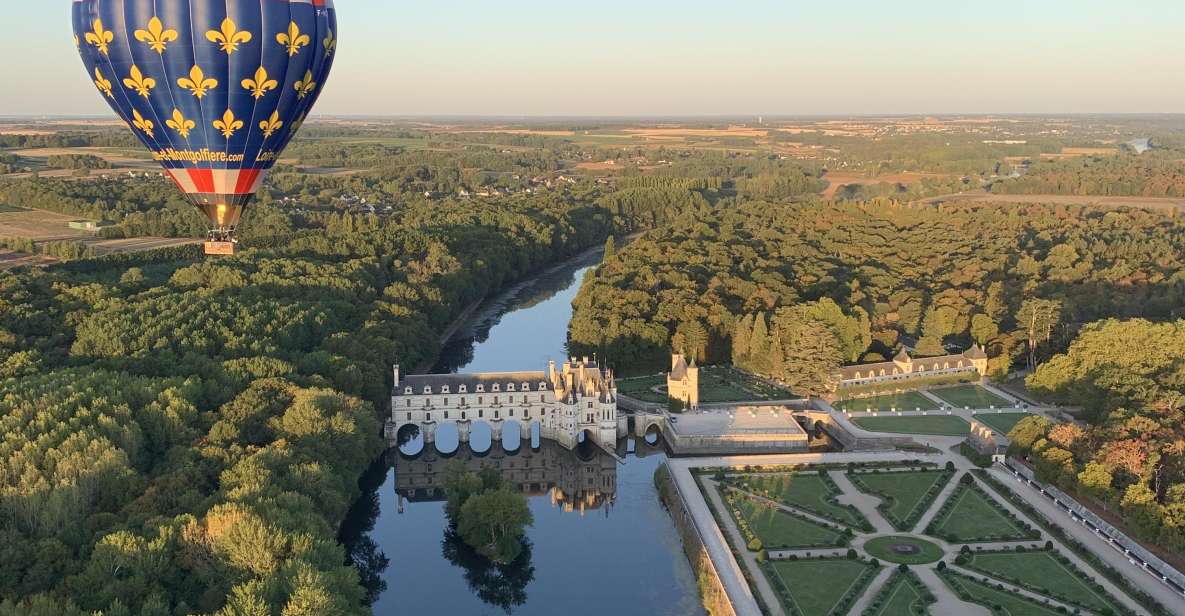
[339,246,706,616]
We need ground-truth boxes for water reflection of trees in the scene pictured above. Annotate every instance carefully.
[338,455,392,605]
[441,530,535,614]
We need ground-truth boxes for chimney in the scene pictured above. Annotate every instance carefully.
[393,365,400,388]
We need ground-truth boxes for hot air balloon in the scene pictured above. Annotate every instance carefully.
[72,0,337,255]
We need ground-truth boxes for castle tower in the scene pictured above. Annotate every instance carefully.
[667,353,700,410]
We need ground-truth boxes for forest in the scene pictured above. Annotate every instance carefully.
[569,199,1185,387]
[0,180,669,615]
[991,153,1185,197]
[1012,318,1185,554]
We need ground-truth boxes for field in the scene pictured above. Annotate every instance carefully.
[940,571,1064,616]
[848,470,952,531]
[928,483,1034,542]
[766,558,877,616]
[930,385,1012,409]
[852,415,970,436]
[726,491,844,549]
[868,572,933,616]
[972,412,1032,435]
[615,366,794,404]
[0,208,198,270]
[966,550,1121,613]
[835,391,938,413]
[732,473,870,529]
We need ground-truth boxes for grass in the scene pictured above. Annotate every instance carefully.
[848,470,953,531]
[972,412,1033,436]
[940,570,1064,616]
[699,366,795,402]
[868,571,934,616]
[931,385,1012,409]
[726,491,846,549]
[0,204,28,213]
[767,558,877,615]
[852,415,971,436]
[966,550,1122,613]
[614,375,667,402]
[732,473,871,530]
[835,391,938,413]
[929,483,1035,542]
[863,536,944,565]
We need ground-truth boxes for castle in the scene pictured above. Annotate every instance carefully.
[836,345,989,388]
[388,357,619,450]
[667,353,700,409]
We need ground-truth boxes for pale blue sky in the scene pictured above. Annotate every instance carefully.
[3,0,1183,116]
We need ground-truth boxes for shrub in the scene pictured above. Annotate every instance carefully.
[747,538,763,552]
[847,548,858,559]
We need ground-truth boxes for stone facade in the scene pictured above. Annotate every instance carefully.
[667,353,700,409]
[388,357,619,450]
[836,345,989,387]
[968,419,1010,463]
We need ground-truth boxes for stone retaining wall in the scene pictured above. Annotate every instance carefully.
[655,464,737,616]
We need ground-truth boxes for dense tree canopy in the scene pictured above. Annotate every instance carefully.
[570,199,1185,385]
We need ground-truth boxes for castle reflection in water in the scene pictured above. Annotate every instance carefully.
[393,437,663,516]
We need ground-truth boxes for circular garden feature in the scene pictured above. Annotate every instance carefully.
[863,536,944,565]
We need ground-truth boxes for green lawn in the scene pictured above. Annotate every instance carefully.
[863,536,944,565]
[849,470,952,531]
[835,391,938,413]
[967,550,1121,613]
[930,484,1035,542]
[727,491,845,549]
[852,415,971,436]
[733,473,871,530]
[699,367,795,402]
[614,375,667,402]
[767,558,877,616]
[931,385,1013,409]
[940,571,1064,616]
[972,412,1033,436]
[870,572,933,616]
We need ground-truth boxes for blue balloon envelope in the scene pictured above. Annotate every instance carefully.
[72,0,338,246]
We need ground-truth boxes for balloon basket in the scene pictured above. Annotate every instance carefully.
[203,241,239,256]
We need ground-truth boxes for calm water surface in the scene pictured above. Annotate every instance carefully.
[341,248,705,616]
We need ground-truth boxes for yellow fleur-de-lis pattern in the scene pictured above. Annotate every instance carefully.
[85,19,113,55]
[276,21,310,57]
[78,11,336,152]
[93,68,113,98]
[166,109,196,139]
[177,65,218,99]
[323,29,337,59]
[131,110,155,138]
[206,18,253,55]
[134,17,178,54]
[241,67,278,100]
[294,71,317,100]
[123,65,156,98]
[259,111,284,139]
[214,110,244,139]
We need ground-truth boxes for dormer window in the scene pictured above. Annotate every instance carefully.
[539,382,547,390]
[404,387,413,395]
[492,384,500,392]
[459,385,467,393]
[442,385,450,394]
[507,383,516,392]
[476,385,485,392]
[423,386,432,394]
[521,383,530,391]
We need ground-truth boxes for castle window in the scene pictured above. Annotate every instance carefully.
[404,387,413,395]
[442,386,450,394]
[406,399,411,407]
[459,385,467,393]
[423,386,432,394]
[495,410,500,419]
[510,409,514,417]
[476,385,485,392]
[426,413,432,421]
[522,383,530,391]
[479,410,484,418]
[540,394,545,403]
[478,396,483,404]
[588,402,594,409]
[508,383,516,392]
[444,411,449,420]
[539,382,547,390]
[492,384,500,392]
[406,412,412,421]
[462,412,467,420]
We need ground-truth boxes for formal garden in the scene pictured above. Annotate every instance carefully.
[616,365,794,404]
[834,391,938,413]
[851,414,972,436]
[929,384,1013,409]
[697,465,1146,616]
